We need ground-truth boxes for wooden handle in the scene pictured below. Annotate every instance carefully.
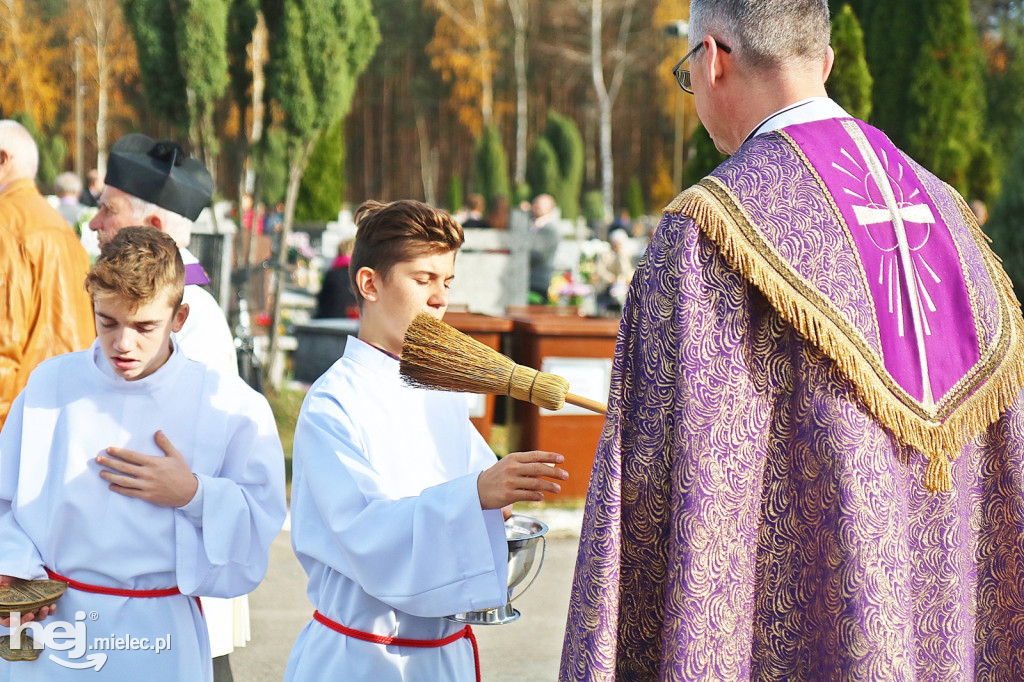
[565,393,607,415]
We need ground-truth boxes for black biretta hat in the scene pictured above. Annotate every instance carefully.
[105,134,213,221]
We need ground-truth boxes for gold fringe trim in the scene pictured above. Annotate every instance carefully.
[666,185,1024,493]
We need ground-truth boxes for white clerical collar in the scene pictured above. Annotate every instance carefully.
[743,97,850,144]
[345,336,400,375]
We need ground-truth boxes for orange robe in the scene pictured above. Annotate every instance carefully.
[0,177,95,428]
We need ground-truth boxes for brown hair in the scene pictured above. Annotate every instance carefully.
[349,200,464,304]
[85,226,185,310]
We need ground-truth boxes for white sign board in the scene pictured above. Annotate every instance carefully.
[539,356,612,416]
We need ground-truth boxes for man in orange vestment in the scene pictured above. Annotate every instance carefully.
[0,120,94,429]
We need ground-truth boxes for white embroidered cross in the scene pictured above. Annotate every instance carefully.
[852,203,935,230]
[837,121,937,406]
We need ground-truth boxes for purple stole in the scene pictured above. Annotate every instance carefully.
[788,119,980,404]
[184,262,210,286]
[670,117,1024,491]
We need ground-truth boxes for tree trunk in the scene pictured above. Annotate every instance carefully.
[264,135,318,388]
[591,0,613,219]
[472,0,493,129]
[380,78,390,199]
[95,38,108,175]
[239,11,268,268]
[415,110,436,205]
[200,107,219,232]
[363,97,373,198]
[598,93,613,219]
[74,38,84,178]
[509,0,528,187]
[185,87,201,158]
[85,0,111,175]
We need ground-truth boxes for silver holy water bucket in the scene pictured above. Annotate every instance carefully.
[447,514,548,625]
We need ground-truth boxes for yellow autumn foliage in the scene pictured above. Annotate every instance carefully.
[0,0,61,129]
[425,0,503,137]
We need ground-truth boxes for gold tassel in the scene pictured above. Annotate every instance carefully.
[663,182,1024,494]
[924,453,953,493]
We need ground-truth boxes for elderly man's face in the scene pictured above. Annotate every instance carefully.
[532,195,554,219]
[89,186,146,247]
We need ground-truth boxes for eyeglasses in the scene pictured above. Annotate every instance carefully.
[672,39,732,94]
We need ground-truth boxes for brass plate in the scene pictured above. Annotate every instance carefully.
[0,633,42,661]
[0,579,67,618]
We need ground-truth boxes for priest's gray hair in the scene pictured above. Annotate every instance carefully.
[0,120,40,180]
[689,0,831,70]
[125,194,195,248]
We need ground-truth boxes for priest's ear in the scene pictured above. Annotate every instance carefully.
[355,266,380,303]
[822,46,835,83]
[171,303,190,333]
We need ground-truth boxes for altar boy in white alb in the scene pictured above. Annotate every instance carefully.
[88,134,250,678]
[284,200,569,681]
[0,227,286,681]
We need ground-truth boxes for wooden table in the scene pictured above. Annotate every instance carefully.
[508,313,620,499]
[444,312,514,442]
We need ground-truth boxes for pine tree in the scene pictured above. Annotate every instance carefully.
[967,140,998,203]
[257,127,288,206]
[472,125,511,207]
[263,0,379,383]
[827,4,873,120]
[226,0,265,206]
[982,21,1024,180]
[513,182,532,205]
[448,173,464,212]
[122,0,230,167]
[903,0,986,193]
[296,117,345,222]
[626,177,644,218]
[986,133,1024,298]
[683,124,726,186]
[526,138,561,200]
[859,0,924,144]
[829,0,863,18]
[582,190,605,224]
[544,111,584,220]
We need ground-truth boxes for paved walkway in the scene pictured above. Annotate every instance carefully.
[232,508,583,681]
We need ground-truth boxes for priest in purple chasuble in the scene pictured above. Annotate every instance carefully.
[560,1,1024,680]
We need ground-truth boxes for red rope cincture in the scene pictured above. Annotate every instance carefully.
[45,568,204,616]
[312,610,481,682]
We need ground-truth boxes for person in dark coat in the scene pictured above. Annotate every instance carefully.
[315,239,358,318]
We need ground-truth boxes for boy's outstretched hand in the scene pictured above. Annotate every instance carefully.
[96,430,199,508]
[477,451,568,509]
[0,575,57,627]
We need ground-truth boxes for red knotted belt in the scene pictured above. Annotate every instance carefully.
[45,568,203,615]
[312,610,480,682]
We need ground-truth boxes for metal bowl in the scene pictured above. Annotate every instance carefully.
[447,514,549,626]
